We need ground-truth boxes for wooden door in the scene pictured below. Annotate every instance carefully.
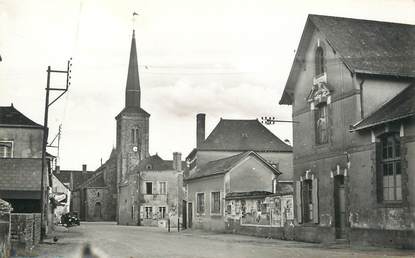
[334,176,346,239]
[188,202,193,228]
[182,200,187,229]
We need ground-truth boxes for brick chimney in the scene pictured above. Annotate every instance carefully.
[173,152,182,171]
[82,164,87,174]
[196,113,206,148]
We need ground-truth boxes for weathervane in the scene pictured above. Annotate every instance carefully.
[132,11,139,31]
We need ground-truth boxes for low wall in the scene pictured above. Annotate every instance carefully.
[225,219,295,240]
[350,227,415,249]
[10,213,41,251]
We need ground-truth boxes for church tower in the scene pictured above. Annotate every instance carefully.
[116,30,150,182]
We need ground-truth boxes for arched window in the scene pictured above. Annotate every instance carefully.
[315,47,324,76]
[379,133,402,202]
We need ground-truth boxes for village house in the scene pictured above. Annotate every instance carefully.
[118,153,184,227]
[184,114,294,232]
[0,105,53,233]
[279,14,415,248]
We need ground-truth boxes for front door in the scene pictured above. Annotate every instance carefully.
[182,200,187,229]
[334,175,346,239]
[188,202,193,228]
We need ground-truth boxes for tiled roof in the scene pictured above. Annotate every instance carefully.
[280,15,415,105]
[80,172,106,188]
[0,158,42,191]
[352,83,415,131]
[0,105,43,128]
[186,151,281,181]
[54,170,95,191]
[115,106,150,119]
[309,15,415,77]
[136,154,186,171]
[198,119,292,152]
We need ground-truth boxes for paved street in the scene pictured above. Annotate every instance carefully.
[26,222,414,258]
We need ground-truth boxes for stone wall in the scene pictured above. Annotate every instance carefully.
[0,200,11,258]
[10,213,41,251]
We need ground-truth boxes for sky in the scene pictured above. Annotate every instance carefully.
[1,0,414,170]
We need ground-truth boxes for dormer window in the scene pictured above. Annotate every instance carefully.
[315,47,324,76]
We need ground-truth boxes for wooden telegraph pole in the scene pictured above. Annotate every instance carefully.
[40,59,72,239]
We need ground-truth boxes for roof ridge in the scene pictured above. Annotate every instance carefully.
[308,14,415,26]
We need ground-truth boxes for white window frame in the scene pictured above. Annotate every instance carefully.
[195,192,205,216]
[0,141,13,158]
[210,191,221,215]
[158,181,167,195]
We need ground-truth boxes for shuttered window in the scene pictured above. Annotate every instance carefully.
[0,141,12,158]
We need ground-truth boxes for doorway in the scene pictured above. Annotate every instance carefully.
[188,202,193,228]
[334,175,346,239]
[182,200,187,229]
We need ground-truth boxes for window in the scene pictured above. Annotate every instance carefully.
[159,182,167,195]
[315,103,328,144]
[146,182,153,194]
[302,180,313,222]
[211,192,220,214]
[0,141,13,158]
[145,207,152,219]
[131,128,140,145]
[97,192,100,197]
[380,133,402,202]
[158,206,166,219]
[315,47,324,76]
[196,193,205,214]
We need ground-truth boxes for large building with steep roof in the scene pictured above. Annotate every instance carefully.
[184,114,293,231]
[279,14,414,248]
[0,105,53,231]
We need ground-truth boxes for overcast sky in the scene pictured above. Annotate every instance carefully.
[1,0,414,170]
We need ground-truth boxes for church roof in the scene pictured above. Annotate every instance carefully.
[280,15,415,105]
[351,82,415,131]
[198,119,292,152]
[125,29,141,108]
[0,105,43,128]
[115,106,150,119]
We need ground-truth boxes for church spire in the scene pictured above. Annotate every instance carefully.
[125,29,141,107]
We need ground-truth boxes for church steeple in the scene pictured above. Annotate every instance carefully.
[125,30,141,107]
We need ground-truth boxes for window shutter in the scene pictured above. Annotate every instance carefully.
[295,181,302,223]
[312,178,319,224]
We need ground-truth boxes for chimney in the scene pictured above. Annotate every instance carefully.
[196,113,206,148]
[82,164,87,174]
[173,152,182,171]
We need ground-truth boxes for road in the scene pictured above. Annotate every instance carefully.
[26,222,414,258]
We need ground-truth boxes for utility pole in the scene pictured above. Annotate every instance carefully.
[40,59,72,240]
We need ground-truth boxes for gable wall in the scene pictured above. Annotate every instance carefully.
[196,150,293,181]
[228,156,275,193]
[0,127,43,158]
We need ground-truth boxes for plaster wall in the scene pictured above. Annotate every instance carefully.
[0,128,43,158]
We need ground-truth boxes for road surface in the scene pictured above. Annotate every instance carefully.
[23,222,414,258]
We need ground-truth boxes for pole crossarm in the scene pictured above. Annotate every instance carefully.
[260,116,299,125]
[40,58,71,240]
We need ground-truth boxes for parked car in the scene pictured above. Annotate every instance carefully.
[61,212,80,227]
